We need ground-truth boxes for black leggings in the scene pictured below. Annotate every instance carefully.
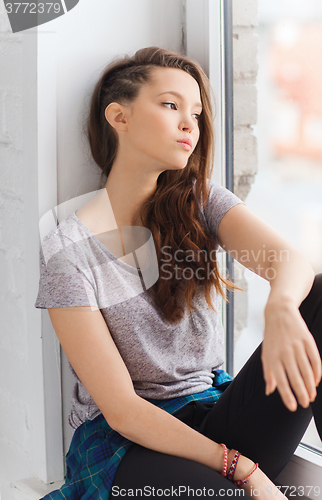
[111,273,322,499]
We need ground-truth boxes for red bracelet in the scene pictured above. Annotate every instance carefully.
[226,449,259,487]
[233,462,259,487]
[220,444,228,477]
[227,450,241,481]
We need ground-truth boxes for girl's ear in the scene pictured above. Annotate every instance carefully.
[104,103,129,132]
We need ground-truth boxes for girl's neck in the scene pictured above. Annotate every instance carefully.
[103,160,160,227]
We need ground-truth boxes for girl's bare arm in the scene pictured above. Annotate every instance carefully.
[217,203,321,411]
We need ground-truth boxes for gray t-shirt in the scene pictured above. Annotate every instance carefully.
[35,181,244,429]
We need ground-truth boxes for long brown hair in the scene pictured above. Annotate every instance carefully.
[87,46,243,323]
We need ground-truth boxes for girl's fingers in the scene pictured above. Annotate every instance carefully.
[295,346,317,401]
[266,375,277,396]
[261,354,277,396]
[283,356,311,408]
[261,321,322,411]
[273,363,298,411]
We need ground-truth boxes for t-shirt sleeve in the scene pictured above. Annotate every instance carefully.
[35,228,99,309]
[201,180,245,249]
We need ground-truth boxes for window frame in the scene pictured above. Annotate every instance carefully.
[222,0,235,375]
[186,0,231,370]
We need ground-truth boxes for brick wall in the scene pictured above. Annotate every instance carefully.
[232,0,258,346]
[233,0,258,200]
[0,5,34,499]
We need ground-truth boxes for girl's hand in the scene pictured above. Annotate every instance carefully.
[229,451,287,499]
[242,466,288,499]
[261,299,321,411]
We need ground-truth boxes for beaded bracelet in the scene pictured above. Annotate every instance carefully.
[226,449,259,487]
[227,450,241,481]
[220,444,228,477]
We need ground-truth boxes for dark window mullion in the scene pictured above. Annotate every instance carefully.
[223,0,235,376]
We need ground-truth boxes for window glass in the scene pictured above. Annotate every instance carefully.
[234,0,322,452]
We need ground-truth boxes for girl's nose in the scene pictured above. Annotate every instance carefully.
[179,118,194,133]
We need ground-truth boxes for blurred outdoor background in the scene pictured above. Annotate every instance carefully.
[234,0,322,452]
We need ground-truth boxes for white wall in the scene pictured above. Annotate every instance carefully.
[0,4,36,499]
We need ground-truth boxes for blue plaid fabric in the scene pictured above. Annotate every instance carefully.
[42,370,232,500]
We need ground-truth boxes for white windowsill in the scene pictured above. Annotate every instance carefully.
[295,443,322,467]
[12,478,64,500]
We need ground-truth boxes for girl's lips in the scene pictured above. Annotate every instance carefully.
[177,141,192,151]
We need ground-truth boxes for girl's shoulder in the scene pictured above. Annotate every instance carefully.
[36,212,100,310]
[200,179,245,241]
[39,188,110,253]
[39,213,89,265]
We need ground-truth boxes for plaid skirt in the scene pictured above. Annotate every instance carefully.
[42,370,232,500]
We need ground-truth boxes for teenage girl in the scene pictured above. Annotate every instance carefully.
[36,47,322,500]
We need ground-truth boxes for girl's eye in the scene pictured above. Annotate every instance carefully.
[162,102,200,121]
[162,102,177,110]
[162,102,201,120]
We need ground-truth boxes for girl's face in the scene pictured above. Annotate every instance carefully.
[124,67,202,171]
